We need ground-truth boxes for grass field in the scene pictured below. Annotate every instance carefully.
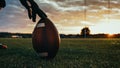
[0,38,120,68]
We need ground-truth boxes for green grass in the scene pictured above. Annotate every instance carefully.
[0,38,120,68]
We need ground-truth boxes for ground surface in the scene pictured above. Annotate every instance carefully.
[0,38,120,68]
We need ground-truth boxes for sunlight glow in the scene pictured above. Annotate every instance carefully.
[107,33,115,38]
[90,19,120,34]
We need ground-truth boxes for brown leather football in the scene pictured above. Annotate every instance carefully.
[32,18,60,59]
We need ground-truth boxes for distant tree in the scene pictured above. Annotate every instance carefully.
[81,27,90,38]
[0,32,11,38]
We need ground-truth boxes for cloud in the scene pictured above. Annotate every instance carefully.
[0,0,32,31]
[35,0,86,11]
[0,0,120,34]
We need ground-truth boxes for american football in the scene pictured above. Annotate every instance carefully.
[32,18,60,59]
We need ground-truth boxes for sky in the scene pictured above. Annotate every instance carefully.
[0,0,120,34]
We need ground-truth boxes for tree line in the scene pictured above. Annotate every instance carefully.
[0,32,120,38]
[60,34,120,38]
[0,26,119,38]
[61,27,120,38]
[0,32,32,38]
